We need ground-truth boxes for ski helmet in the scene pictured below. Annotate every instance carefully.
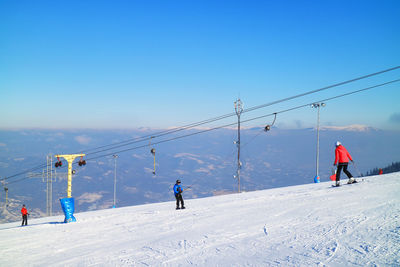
[176,179,181,184]
[335,141,341,147]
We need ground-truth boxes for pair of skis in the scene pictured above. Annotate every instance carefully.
[330,162,363,187]
[331,179,358,187]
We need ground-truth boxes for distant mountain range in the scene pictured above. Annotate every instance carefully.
[1,125,399,223]
[320,124,379,132]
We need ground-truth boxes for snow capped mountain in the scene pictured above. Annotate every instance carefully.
[0,173,399,266]
[320,124,379,132]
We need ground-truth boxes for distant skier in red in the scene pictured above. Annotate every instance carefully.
[21,204,29,226]
[334,141,356,186]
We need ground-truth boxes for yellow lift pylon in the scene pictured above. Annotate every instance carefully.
[55,154,85,198]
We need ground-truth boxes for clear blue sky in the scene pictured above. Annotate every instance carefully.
[1,0,400,130]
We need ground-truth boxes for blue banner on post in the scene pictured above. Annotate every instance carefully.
[60,197,76,223]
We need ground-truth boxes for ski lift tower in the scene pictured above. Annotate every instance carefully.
[234,98,243,193]
[55,154,85,198]
[311,103,325,183]
[1,179,8,208]
[0,178,3,204]
[4,186,8,208]
[55,153,85,223]
[112,154,118,208]
[27,154,58,216]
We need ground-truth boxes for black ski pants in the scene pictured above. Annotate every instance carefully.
[22,214,28,226]
[336,162,353,181]
[175,193,184,208]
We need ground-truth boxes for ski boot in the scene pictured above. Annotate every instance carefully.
[347,178,357,184]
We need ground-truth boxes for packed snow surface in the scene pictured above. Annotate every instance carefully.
[1,174,399,266]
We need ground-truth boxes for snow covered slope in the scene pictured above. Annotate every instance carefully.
[1,173,399,266]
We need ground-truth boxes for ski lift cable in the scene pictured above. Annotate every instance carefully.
[84,121,240,162]
[3,78,400,184]
[5,78,400,184]
[80,113,237,156]
[5,67,400,180]
[241,78,400,125]
[242,66,400,114]
[37,75,400,177]
[6,176,32,185]
[241,113,277,150]
[85,78,400,162]
[240,128,267,150]
[3,163,49,181]
[77,66,400,157]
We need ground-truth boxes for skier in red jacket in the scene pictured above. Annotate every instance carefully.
[21,204,29,226]
[334,141,356,186]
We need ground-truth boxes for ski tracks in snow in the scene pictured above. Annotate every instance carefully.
[263,224,268,236]
[1,175,399,266]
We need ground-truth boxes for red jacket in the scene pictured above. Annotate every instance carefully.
[334,145,353,165]
[21,207,28,215]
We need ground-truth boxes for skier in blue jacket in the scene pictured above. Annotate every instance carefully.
[173,179,185,210]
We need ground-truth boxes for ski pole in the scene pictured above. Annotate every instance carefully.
[183,186,192,192]
[352,161,363,177]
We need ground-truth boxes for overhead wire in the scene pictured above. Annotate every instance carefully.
[6,176,34,185]
[79,66,400,157]
[240,78,400,124]
[3,163,49,181]
[4,77,400,184]
[2,74,400,184]
[241,113,277,150]
[243,66,400,113]
[84,78,400,162]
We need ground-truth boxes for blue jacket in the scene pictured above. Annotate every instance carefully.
[173,184,182,194]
